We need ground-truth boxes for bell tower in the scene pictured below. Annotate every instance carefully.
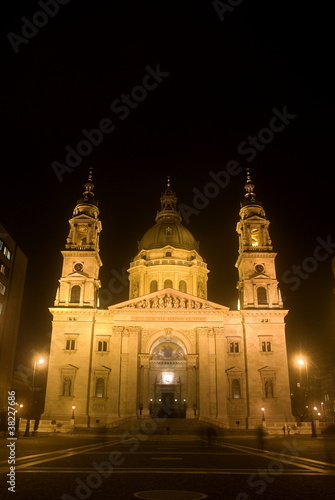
[235,169,283,309]
[54,169,102,308]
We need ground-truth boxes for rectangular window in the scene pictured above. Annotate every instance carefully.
[264,378,274,398]
[232,379,241,399]
[261,341,272,352]
[0,282,6,295]
[65,339,76,350]
[0,240,3,251]
[3,246,12,260]
[0,263,9,276]
[229,342,239,353]
[97,340,108,352]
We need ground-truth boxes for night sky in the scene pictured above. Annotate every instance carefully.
[1,1,334,374]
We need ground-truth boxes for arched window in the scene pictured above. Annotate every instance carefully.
[70,285,81,303]
[150,280,158,293]
[257,286,268,305]
[179,280,187,293]
[232,379,241,399]
[95,378,105,398]
[164,279,173,289]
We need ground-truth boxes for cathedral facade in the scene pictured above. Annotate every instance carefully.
[41,171,293,429]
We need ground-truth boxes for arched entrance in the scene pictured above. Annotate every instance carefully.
[148,338,187,418]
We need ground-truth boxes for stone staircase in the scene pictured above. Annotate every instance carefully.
[70,417,216,441]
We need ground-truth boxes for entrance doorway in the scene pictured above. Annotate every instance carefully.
[154,391,186,418]
[161,392,175,410]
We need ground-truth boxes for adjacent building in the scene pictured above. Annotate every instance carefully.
[0,224,27,410]
[41,170,294,429]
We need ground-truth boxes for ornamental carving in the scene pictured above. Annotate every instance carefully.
[124,292,213,310]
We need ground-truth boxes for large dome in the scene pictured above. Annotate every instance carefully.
[128,179,208,301]
[137,179,199,252]
[139,220,199,251]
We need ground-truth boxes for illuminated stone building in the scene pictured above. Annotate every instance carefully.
[41,170,293,429]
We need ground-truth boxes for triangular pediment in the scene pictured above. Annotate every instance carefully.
[249,272,270,279]
[72,214,93,221]
[108,288,229,311]
[68,271,88,277]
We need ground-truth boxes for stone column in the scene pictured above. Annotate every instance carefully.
[186,355,198,417]
[197,328,210,418]
[139,354,150,416]
[119,327,140,417]
[214,328,227,420]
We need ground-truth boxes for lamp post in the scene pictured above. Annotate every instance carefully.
[297,357,317,438]
[24,358,45,437]
[261,407,266,425]
[71,405,76,427]
[14,403,23,437]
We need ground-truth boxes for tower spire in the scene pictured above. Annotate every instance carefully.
[155,176,182,223]
[236,171,282,309]
[244,167,257,203]
[73,168,99,218]
[77,167,97,206]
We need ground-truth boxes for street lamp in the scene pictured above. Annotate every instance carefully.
[24,357,45,437]
[15,403,23,436]
[261,407,265,422]
[297,356,317,438]
[71,405,76,428]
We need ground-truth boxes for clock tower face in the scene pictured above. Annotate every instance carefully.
[74,262,83,272]
[255,264,264,273]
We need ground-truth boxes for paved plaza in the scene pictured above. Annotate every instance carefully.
[1,420,335,500]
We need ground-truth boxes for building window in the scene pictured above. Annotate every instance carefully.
[232,379,241,399]
[164,279,173,289]
[65,339,76,350]
[95,378,105,398]
[0,263,9,276]
[150,280,158,293]
[0,281,6,295]
[261,341,272,352]
[179,280,187,293]
[97,340,108,352]
[70,285,81,303]
[3,246,12,260]
[257,287,268,305]
[229,342,240,353]
[264,378,274,398]
[166,251,172,257]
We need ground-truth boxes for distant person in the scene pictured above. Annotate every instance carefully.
[256,425,266,451]
[282,425,286,436]
[206,425,217,445]
[287,425,291,436]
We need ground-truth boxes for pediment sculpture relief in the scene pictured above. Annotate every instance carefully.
[125,292,213,310]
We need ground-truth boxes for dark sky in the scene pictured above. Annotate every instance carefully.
[1,1,334,371]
